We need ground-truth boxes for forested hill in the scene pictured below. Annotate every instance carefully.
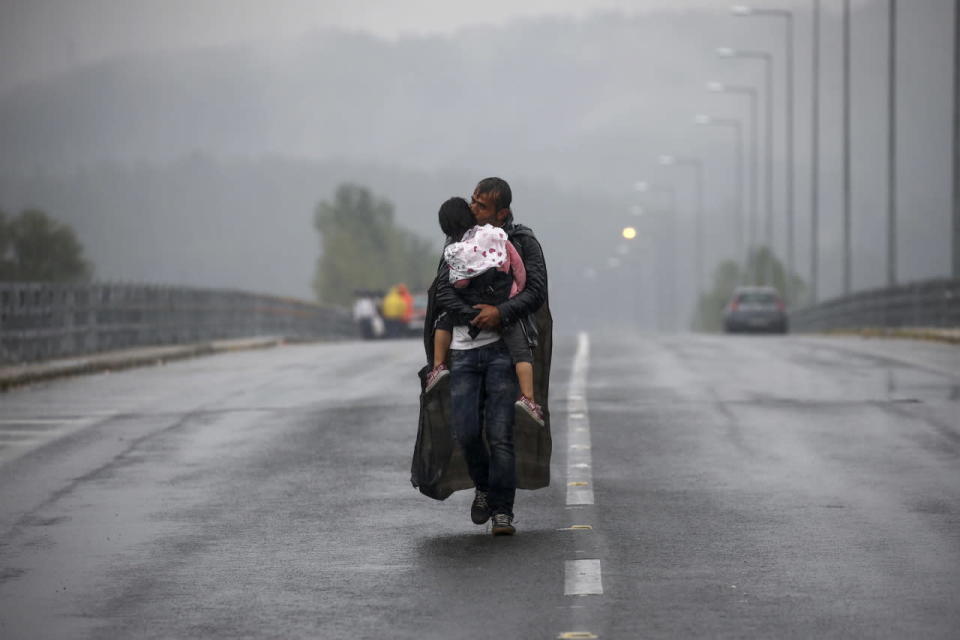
[0,156,620,308]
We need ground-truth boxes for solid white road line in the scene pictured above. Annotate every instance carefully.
[567,332,594,506]
[564,559,603,596]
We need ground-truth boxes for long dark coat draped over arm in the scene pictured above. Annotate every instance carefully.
[411,216,553,500]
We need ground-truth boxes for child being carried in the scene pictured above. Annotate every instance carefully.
[425,197,544,426]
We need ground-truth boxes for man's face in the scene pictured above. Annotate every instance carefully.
[471,190,505,227]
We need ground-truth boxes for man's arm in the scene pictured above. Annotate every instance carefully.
[434,265,480,325]
[496,233,547,326]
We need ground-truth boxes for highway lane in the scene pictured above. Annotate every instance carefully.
[0,333,957,638]
[0,338,578,639]
[585,334,960,638]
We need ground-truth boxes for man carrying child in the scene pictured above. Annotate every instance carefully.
[422,177,552,536]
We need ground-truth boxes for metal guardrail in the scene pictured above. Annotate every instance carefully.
[790,278,960,332]
[0,283,354,364]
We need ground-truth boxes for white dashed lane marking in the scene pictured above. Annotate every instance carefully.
[562,332,602,599]
[558,333,602,637]
[564,559,603,596]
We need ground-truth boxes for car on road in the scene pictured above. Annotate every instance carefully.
[723,286,788,334]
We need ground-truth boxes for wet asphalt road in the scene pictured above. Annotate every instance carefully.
[0,333,958,639]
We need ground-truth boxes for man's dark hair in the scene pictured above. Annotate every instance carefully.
[438,196,474,240]
[475,177,512,212]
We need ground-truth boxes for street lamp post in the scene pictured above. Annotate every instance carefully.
[695,115,745,275]
[634,181,678,214]
[708,82,759,275]
[717,47,775,286]
[635,181,679,331]
[731,5,797,297]
[618,225,645,327]
[954,0,960,279]
[887,0,898,287]
[843,0,852,294]
[659,155,705,303]
[811,0,821,302]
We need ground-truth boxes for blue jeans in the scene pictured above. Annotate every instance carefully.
[449,340,518,516]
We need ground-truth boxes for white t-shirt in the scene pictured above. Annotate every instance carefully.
[451,324,500,350]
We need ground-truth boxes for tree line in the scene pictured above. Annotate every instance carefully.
[0,209,92,282]
[2,184,438,304]
[692,247,808,332]
[312,183,437,305]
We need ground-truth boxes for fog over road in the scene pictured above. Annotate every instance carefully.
[0,333,958,639]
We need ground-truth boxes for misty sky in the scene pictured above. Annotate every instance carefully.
[0,0,953,329]
[0,0,859,92]
[0,0,682,91]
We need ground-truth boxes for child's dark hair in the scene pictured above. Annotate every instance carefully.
[438,197,474,241]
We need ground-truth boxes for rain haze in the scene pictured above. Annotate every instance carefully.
[2,3,960,638]
[0,0,954,330]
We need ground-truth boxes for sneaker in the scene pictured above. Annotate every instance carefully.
[515,395,545,427]
[424,364,449,394]
[471,490,491,525]
[491,513,516,536]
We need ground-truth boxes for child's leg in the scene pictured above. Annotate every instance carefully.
[515,362,535,401]
[502,325,536,400]
[433,329,452,369]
